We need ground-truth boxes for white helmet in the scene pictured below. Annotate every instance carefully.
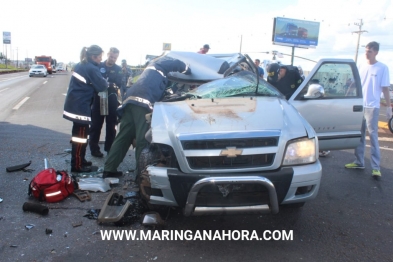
[304,84,325,98]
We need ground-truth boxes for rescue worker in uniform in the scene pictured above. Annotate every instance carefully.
[267,63,303,100]
[102,55,191,178]
[89,47,123,158]
[121,59,133,98]
[63,45,108,172]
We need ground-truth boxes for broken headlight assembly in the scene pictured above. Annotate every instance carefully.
[282,137,316,166]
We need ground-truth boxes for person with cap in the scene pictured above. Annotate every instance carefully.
[63,45,108,172]
[121,59,133,97]
[89,47,123,158]
[197,44,210,54]
[267,63,303,100]
[102,55,191,178]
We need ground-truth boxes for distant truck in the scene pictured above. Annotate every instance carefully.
[34,55,57,74]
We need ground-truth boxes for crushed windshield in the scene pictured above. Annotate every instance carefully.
[186,71,281,99]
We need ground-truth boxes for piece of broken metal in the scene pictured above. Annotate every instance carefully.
[6,161,32,172]
[10,245,18,248]
[45,228,52,234]
[72,191,91,202]
[97,192,131,223]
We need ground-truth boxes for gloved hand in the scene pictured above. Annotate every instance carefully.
[386,107,392,121]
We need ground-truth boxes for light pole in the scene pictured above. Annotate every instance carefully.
[353,19,367,64]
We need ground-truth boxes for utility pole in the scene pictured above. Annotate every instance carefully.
[16,47,18,68]
[239,35,243,53]
[353,19,367,64]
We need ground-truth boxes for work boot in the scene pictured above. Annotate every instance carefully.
[91,150,104,158]
[82,159,92,166]
[103,171,123,178]
[71,166,92,173]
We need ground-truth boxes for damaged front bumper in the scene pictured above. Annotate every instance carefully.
[139,161,322,216]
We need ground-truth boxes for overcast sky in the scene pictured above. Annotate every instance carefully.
[1,0,392,81]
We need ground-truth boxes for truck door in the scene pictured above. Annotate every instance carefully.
[289,59,363,150]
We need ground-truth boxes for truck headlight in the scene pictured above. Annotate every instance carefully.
[283,138,316,166]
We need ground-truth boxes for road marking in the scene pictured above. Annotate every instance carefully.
[13,97,30,110]
[366,145,393,151]
[0,88,9,93]
[43,81,47,85]
[378,121,388,129]
[0,75,28,82]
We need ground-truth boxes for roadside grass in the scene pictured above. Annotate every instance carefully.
[0,64,17,70]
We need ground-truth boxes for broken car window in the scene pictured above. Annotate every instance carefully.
[186,71,282,99]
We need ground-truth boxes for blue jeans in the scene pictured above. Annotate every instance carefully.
[353,107,380,170]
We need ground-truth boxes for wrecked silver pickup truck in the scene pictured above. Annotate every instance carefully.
[137,51,363,216]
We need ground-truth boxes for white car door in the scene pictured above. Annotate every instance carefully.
[289,59,363,150]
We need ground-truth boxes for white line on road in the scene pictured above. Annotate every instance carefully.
[0,88,9,93]
[43,81,47,85]
[0,75,28,82]
[13,97,30,110]
[366,145,393,151]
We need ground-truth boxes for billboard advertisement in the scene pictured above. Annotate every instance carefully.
[272,17,320,48]
[3,31,11,44]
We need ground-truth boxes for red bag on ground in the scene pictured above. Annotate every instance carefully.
[28,168,75,203]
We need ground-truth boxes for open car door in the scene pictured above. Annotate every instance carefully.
[289,59,363,151]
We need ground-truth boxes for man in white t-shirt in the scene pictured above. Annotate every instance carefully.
[345,41,391,179]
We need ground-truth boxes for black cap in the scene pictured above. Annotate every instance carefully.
[203,44,210,49]
[267,63,280,82]
[121,59,127,63]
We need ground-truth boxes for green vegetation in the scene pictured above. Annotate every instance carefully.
[0,64,17,69]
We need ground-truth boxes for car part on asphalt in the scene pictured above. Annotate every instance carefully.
[6,161,32,172]
[77,178,111,192]
[142,211,166,226]
[97,192,131,223]
[83,209,101,220]
[22,202,49,215]
[72,190,91,202]
[45,228,53,234]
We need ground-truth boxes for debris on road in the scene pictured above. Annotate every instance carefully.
[45,228,52,234]
[78,178,111,192]
[6,161,32,172]
[83,209,101,220]
[25,224,35,230]
[0,198,3,203]
[72,190,91,202]
[23,202,49,215]
[72,221,83,228]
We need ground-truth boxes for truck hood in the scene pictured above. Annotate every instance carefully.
[151,97,308,144]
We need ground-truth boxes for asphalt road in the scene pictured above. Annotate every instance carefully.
[0,72,392,262]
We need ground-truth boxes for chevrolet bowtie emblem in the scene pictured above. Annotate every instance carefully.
[220,147,243,158]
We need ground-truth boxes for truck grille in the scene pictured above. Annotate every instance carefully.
[181,137,278,150]
[187,153,275,169]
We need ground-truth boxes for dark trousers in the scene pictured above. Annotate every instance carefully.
[104,104,150,172]
[71,122,89,170]
[89,92,119,153]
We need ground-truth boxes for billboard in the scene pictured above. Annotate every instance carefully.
[3,31,11,44]
[272,17,320,48]
[163,43,171,51]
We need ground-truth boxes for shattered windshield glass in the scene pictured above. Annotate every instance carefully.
[186,71,282,99]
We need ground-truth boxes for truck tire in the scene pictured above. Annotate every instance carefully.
[389,117,393,133]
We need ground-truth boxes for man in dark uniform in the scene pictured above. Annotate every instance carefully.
[267,63,303,100]
[121,59,133,98]
[103,55,191,178]
[89,47,123,157]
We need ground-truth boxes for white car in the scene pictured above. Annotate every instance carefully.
[29,65,47,77]
[134,52,364,217]
[57,66,64,72]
